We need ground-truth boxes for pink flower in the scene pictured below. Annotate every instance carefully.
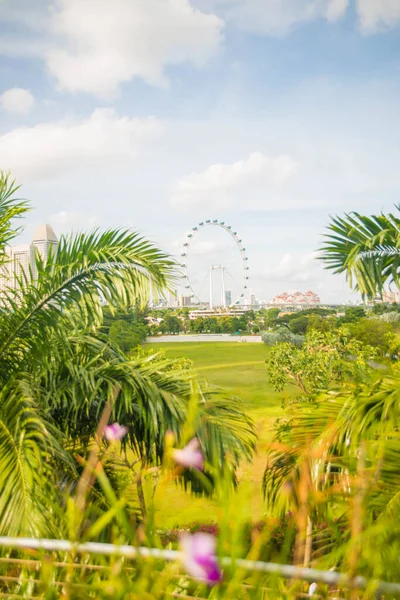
[180,533,222,585]
[173,438,204,471]
[104,423,128,441]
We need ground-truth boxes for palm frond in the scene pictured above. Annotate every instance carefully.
[0,229,177,377]
[0,172,30,266]
[319,208,400,298]
[0,379,61,536]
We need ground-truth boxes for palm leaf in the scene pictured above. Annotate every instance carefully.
[319,208,400,298]
[0,229,176,378]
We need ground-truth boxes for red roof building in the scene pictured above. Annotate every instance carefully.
[269,290,320,306]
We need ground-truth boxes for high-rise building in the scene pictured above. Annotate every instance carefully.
[0,224,58,295]
[32,224,58,262]
[178,294,191,307]
[167,289,178,307]
[225,290,232,306]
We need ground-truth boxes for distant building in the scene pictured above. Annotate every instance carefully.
[0,224,58,295]
[381,290,400,304]
[189,308,247,320]
[167,289,178,307]
[269,290,320,307]
[179,294,192,307]
[225,290,232,306]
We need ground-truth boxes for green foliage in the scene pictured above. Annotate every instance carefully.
[319,206,400,299]
[160,314,181,334]
[371,302,400,315]
[263,369,400,580]
[348,317,395,355]
[107,313,148,352]
[0,173,256,536]
[379,311,400,324]
[339,305,366,323]
[288,315,309,335]
[263,307,280,327]
[265,329,375,395]
[262,328,304,347]
[307,314,338,332]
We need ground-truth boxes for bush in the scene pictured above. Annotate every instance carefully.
[379,311,400,324]
[262,329,304,347]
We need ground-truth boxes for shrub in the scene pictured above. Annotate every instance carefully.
[262,329,304,347]
[379,311,400,324]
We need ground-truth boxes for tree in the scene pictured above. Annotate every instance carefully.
[160,314,181,334]
[307,314,338,332]
[263,367,400,578]
[0,173,256,534]
[288,316,309,335]
[348,317,395,356]
[371,302,400,315]
[219,316,233,333]
[103,306,148,351]
[340,306,366,323]
[265,329,375,397]
[263,308,280,328]
[319,207,400,299]
[264,205,400,575]
[190,317,204,333]
[231,317,241,332]
[109,319,147,352]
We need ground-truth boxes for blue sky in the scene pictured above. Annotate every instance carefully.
[0,0,400,303]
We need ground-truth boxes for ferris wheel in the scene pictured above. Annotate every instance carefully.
[180,220,249,308]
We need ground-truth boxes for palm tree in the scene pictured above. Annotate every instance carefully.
[261,205,400,576]
[319,207,400,299]
[262,374,400,578]
[0,172,255,536]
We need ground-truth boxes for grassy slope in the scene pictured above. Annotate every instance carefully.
[145,342,291,528]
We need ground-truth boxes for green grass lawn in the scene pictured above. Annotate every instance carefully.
[144,342,291,528]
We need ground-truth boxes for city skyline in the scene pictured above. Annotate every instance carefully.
[1,1,400,303]
[0,223,58,294]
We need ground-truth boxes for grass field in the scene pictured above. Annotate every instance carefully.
[144,342,291,528]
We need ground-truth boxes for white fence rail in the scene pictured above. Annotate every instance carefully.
[0,537,399,596]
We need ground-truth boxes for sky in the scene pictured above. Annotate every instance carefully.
[0,0,400,303]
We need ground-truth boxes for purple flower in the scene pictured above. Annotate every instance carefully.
[180,533,222,585]
[104,423,128,442]
[173,438,204,471]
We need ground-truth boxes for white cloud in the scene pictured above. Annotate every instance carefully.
[326,0,349,22]
[0,108,161,180]
[201,0,348,34]
[49,211,99,233]
[356,0,400,32]
[0,88,35,115]
[46,0,223,97]
[171,152,298,211]
[170,236,220,256]
[264,252,320,284]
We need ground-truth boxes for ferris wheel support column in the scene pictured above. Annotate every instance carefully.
[209,266,213,310]
[221,266,226,308]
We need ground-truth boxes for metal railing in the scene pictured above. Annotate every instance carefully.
[0,537,399,597]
